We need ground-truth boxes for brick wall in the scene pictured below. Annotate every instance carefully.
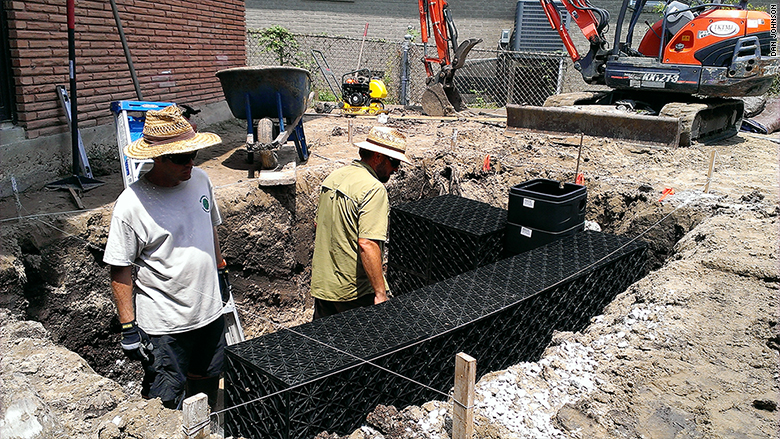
[5,0,246,140]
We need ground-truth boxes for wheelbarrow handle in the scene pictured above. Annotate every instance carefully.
[245,93,254,145]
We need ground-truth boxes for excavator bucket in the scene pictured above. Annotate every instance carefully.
[421,83,458,117]
[505,104,682,148]
[420,37,483,117]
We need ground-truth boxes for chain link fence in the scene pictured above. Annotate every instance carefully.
[247,30,568,109]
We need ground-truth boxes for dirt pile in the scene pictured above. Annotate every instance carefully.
[1,108,778,437]
[0,310,186,438]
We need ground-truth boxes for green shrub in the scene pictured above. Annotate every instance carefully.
[257,26,300,66]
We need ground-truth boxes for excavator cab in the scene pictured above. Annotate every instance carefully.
[541,0,776,95]
[627,0,694,57]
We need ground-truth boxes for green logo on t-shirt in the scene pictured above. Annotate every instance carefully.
[200,195,210,212]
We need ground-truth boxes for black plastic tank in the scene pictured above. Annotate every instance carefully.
[506,178,586,255]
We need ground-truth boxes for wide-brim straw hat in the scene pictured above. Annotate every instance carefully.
[124,104,221,159]
[354,126,411,164]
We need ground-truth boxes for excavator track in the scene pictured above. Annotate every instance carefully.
[659,99,743,146]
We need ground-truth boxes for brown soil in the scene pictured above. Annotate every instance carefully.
[0,106,777,438]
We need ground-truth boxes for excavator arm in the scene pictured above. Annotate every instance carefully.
[418,0,451,77]
[540,0,611,84]
[417,0,482,115]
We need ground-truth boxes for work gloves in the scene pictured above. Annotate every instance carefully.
[218,262,232,305]
[120,320,154,363]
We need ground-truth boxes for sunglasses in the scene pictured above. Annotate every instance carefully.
[164,151,198,165]
[388,157,401,168]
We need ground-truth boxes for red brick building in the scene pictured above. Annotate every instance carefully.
[0,0,246,194]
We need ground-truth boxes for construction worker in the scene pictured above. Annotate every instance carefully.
[104,105,228,409]
[310,126,411,319]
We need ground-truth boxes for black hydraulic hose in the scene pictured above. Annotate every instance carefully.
[645,21,661,39]
[567,0,610,34]
[443,7,459,56]
[611,0,631,56]
[625,0,647,48]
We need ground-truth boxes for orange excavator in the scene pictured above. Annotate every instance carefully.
[418,0,482,116]
[506,0,779,146]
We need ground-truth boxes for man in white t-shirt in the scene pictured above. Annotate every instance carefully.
[104,104,228,409]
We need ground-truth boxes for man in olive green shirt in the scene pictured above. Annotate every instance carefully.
[310,126,411,319]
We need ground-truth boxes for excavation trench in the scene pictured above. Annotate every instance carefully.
[1,116,776,438]
[1,149,699,394]
[0,116,735,432]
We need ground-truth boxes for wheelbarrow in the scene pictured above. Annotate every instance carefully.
[216,66,312,169]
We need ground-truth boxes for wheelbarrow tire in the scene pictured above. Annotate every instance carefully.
[257,118,277,170]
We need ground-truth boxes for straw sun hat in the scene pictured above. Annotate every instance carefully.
[124,104,221,159]
[354,126,411,164]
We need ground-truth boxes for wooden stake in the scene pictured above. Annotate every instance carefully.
[68,187,85,210]
[182,393,210,438]
[574,133,583,183]
[348,120,353,144]
[451,128,458,150]
[704,150,716,193]
[453,352,476,439]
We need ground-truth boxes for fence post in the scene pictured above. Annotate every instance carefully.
[400,32,412,106]
[453,352,476,439]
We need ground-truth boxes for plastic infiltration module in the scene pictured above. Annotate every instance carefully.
[505,179,588,255]
[225,230,647,439]
[387,194,508,295]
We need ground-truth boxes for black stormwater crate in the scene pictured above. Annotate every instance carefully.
[386,266,428,297]
[388,195,507,294]
[224,231,647,439]
[505,221,585,256]
[507,179,586,231]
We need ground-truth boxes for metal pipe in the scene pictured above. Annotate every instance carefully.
[110,0,143,100]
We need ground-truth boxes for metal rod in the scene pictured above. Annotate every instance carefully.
[110,0,143,100]
[276,93,285,132]
[67,0,79,176]
[704,150,716,193]
[356,23,368,71]
[245,93,254,145]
